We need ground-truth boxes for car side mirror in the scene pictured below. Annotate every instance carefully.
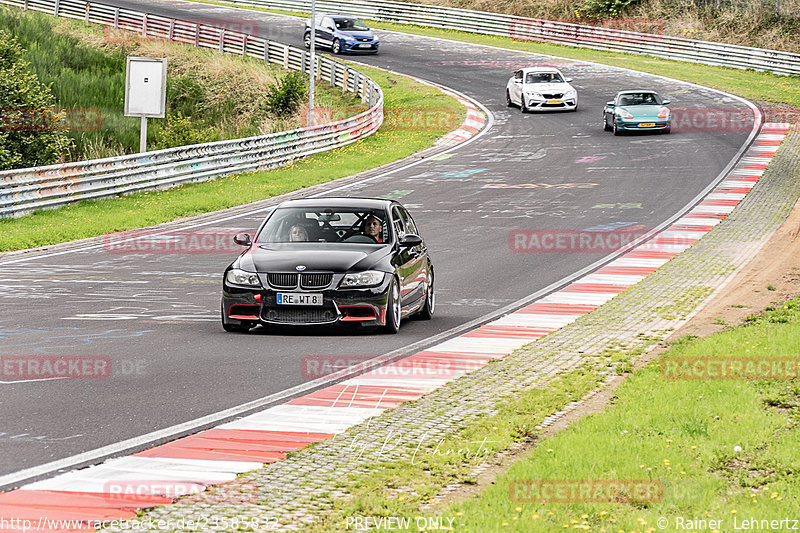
[399,234,423,247]
[326,26,335,31]
[606,101,615,107]
[233,233,252,246]
[565,78,573,82]
[662,99,671,105]
[514,79,522,83]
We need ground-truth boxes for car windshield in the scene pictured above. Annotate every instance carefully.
[256,207,389,244]
[526,72,563,83]
[618,93,661,106]
[333,18,369,31]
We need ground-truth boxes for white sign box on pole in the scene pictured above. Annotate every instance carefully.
[124,57,167,118]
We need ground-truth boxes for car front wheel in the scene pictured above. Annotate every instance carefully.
[603,112,611,131]
[506,90,513,108]
[332,39,341,54]
[384,277,401,334]
[613,121,622,136]
[303,32,311,49]
[417,269,434,320]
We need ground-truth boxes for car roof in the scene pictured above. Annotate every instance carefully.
[322,14,364,19]
[520,67,561,73]
[617,90,659,95]
[275,197,394,210]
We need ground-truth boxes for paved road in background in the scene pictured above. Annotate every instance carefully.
[0,0,754,483]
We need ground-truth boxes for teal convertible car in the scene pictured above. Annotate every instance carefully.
[603,90,671,135]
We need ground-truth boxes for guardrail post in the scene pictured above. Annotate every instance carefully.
[330,62,336,87]
[283,46,289,68]
[142,14,147,37]
[23,0,28,11]
[343,68,349,93]
[113,8,119,29]
[53,0,59,16]
[243,34,248,56]
[168,20,175,41]
[194,25,199,47]
[84,2,90,23]
[264,40,270,63]
[300,51,306,73]
[219,29,225,52]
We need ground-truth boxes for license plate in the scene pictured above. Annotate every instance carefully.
[639,122,656,127]
[277,293,323,306]
[358,43,371,48]
[546,99,562,105]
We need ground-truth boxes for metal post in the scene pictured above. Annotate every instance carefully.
[139,116,147,153]
[308,0,316,127]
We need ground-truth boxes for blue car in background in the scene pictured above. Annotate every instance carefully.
[603,90,672,135]
[304,14,379,54]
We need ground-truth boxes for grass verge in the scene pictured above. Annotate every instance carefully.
[422,299,800,532]
[0,64,463,252]
[301,367,606,532]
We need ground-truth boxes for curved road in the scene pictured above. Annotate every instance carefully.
[0,0,755,486]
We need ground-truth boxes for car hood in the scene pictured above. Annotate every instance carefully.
[338,29,374,38]
[236,243,391,273]
[523,82,573,93]
[617,105,664,118]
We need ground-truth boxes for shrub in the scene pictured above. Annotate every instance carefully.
[264,71,308,117]
[0,29,72,170]
[576,0,641,19]
[155,111,220,149]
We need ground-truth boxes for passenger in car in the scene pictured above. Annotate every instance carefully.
[289,224,309,242]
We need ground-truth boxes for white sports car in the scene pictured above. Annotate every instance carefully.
[506,67,578,112]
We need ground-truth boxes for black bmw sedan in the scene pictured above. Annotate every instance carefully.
[221,198,434,333]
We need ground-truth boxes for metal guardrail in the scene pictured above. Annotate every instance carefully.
[0,0,383,218]
[231,0,800,76]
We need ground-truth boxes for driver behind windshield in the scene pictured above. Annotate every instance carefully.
[362,215,384,243]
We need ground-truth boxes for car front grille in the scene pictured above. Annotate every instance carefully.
[262,307,337,324]
[301,273,333,289]
[357,37,371,42]
[267,273,298,289]
[267,272,333,290]
[542,93,564,99]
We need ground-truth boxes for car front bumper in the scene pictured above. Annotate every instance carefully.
[222,276,392,328]
[615,119,670,131]
[341,40,379,53]
[524,96,577,110]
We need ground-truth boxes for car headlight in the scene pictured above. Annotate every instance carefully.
[340,271,385,288]
[657,107,670,119]
[616,108,634,119]
[564,89,577,98]
[525,92,541,98]
[226,268,261,287]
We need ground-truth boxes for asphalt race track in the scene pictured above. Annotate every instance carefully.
[0,0,756,486]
